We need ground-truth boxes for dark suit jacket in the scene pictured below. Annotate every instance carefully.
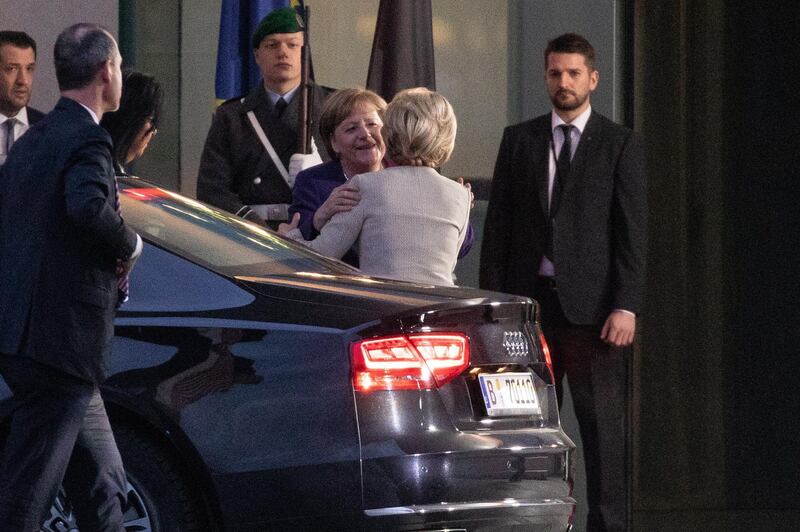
[197,83,331,215]
[0,97,138,382]
[479,111,647,325]
[27,106,45,124]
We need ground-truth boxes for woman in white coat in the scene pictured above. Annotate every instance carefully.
[279,87,471,286]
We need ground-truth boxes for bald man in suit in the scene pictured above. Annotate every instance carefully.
[0,23,141,530]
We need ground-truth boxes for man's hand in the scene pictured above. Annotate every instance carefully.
[115,234,142,278]
[288,138,323,183]
[600,310,636,347]
[313,182,361,231]
[277,212,301,236]
[116,257,136,279]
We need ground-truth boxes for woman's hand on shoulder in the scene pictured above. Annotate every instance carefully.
[313,182,361,231]
[457,177,475,208]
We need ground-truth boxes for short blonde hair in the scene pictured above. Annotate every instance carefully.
[318,88,387,159]
[383,88,456,167]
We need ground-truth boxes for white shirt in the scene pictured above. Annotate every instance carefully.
[1,107,32,165]
[77,102,100,124]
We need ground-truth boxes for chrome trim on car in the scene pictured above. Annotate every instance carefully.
[364,497,576,517]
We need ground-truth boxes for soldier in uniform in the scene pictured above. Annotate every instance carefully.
[197,7,331,227]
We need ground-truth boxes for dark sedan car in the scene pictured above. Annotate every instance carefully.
[1,178,575,531]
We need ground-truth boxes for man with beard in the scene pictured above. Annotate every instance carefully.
[0,31,44,166]
[480,33,647,531]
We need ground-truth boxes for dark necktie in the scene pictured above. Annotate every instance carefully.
[552,124,573,216]
[545,124,573,261]
[274,97,287,117]
[4,118,17,155]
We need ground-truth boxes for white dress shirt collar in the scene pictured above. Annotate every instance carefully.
[551,105,592,135]
[77,102,100,124]
[1,107,30,127]
[266,85,299,106]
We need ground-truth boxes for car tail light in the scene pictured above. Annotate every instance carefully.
[352,333,470,392]
[538,330,555,381]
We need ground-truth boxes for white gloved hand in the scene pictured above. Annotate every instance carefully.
[288,138,323,186]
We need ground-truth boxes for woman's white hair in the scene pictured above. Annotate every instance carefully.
[384,87,456,167]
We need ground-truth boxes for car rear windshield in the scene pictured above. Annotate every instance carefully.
[119,179,357,277]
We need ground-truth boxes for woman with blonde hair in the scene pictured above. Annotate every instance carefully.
[280,87,471,286]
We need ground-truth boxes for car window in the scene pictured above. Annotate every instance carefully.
[119,180,356,278]
[121,242,256,312]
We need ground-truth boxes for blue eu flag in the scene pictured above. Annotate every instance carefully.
[215,0,302,105]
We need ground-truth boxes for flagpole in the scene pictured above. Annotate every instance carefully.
[297,5,312,154]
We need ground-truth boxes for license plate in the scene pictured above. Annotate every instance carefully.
[478,372,541,417]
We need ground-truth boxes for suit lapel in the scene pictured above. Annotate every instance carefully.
[533,120,552,216]
[27,106,45,124]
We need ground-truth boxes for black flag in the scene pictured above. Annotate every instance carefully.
[366,0,435,102]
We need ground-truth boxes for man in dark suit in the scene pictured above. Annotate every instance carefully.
[0,23,141,530]
[197,7,331,227]
[0,31,45,166]
[480,33,647,531]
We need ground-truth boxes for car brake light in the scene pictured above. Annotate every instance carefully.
[352,333,470,392]
[538,330,555,380]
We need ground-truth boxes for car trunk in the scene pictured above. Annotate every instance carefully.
[351,298,574,525]
[237,275,574,527]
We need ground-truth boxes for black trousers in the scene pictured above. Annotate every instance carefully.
[534,280,629,532]
[0,355,127,532]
